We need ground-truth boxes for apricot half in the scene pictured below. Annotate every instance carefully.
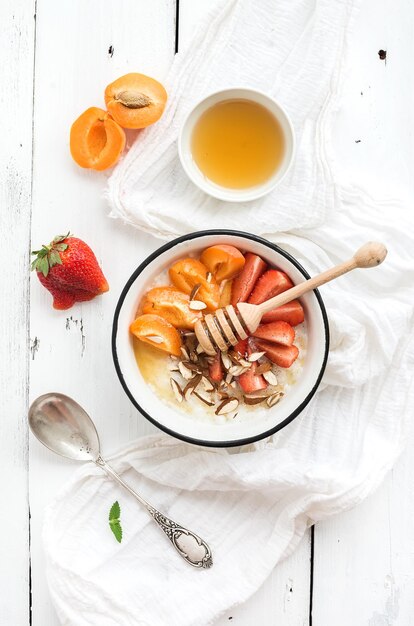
[130,314,182,356]
[169,258,220,311]
[70,107,125,170]
[104,73,167,129]
[141,286,201,330]
[200,245,245,282]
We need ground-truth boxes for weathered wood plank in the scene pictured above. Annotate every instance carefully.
[0,0,35,623]
[29,1,175,624]
[313,0,414,623]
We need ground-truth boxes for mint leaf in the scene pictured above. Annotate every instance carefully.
[109,501,122,543]
[109,520,123,543]
[109,500,120,521]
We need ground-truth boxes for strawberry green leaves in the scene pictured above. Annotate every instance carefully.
[31,232,71,277]
[109,500,123,543]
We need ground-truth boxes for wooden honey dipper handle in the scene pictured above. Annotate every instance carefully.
[237,242,387,333]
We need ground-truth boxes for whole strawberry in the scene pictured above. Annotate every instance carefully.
[31,233,109,310]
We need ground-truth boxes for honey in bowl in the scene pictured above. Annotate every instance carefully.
[191,99,285,189]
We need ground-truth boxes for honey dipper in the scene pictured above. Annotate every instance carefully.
[194,241,387,355]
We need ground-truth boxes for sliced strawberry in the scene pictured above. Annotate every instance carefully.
[253,321,295,346]
[262,300,305,326]
[248,270,293,305]
[238,361,268,393]
[234,338,249,356]
[231,253,267,305]
[254,340,299,369]
[208,352,223,382]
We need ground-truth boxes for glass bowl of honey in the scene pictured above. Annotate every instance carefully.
[178,88,295,202]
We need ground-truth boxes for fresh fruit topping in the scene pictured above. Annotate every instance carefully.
[104,73,167,129]
[219,279,233,307]
[254,340,299,369]
[141,286,201,330]
[31,233,109,310]
[261,299,305,326]
[231,253,267,305]
[130,314,182,356]
[248,269,293,305]
[234,338,249,356]
[169,258,220,310]
[200,245,245,282]
[208,352,224,382]
[238,361,268,393]
[253,321,295,346]
[70,107,125,170]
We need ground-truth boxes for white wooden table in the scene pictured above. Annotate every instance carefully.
[1,1,414,624]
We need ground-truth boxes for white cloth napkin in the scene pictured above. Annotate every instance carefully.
[45,1,414,624]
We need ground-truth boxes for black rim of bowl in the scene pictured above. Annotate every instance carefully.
[112,229,330,448]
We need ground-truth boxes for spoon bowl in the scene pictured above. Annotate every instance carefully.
[29,392,101,462]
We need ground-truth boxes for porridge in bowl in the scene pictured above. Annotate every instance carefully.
[130,243,307,424]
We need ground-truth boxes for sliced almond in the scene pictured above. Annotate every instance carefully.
[178,362,194,380]
[184,362,202,373]
[256,361,272,375]
[266,393,283,408]
[183,374,202,399]
[146,335,164,344]
[228,365,246,376]
[221,353,233,370]
[170,378,184,403]
[263,370,278,386]
[225,372,233,384]
[244,395,267,405]
[196,343,205,354]
[184,387,194,401]
[248,351,266,362]
[168,361,180,372]
[189,300,207,310]
[180,346,190,360]
[238,359,252,368]
[189,283,202,301]
[193,391,215,406]
[215,398,239,415]
[201,376,214,392]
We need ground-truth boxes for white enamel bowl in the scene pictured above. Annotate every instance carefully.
[112,231,329,447]
[178,88,295,202]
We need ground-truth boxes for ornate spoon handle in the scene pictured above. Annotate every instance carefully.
[95,456,213,569]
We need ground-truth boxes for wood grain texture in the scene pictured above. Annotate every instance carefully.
[0,0,35,623]
[29,1,175,624]
[313,0,414,623]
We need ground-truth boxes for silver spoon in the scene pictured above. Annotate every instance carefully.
[29,392,213,569]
